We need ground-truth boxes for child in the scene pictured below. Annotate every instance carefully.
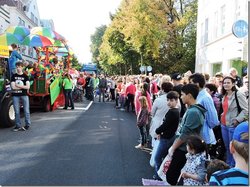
[205,159,229,183]
[179,135,208,185]
[209,121,249,186]
[135,96,149,149]
[154,91,180,180]
[165,84,207,185]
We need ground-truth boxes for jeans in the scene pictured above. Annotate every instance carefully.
[221,124,235,167]
[99,88,106,102]
[64,89,74,108]
[13,95,31,127]
[138,126,147,146]
[154,137,175,178]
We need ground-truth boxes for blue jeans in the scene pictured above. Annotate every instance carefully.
[138,126,147,146]
[13,95,31,127]
[221,124,235,167]
[154,137,175,177]
[64,89,74,108]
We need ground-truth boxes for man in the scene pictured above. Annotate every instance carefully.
[11,61,31,131]
[166,84,207,185]
[172,73,186,118]
[229,67,243,88]
[9,43,22,78]
[189,73,219,145]
[98,74,107,102]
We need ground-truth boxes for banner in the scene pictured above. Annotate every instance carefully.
[0,46,9,58]
[50,77,61,105]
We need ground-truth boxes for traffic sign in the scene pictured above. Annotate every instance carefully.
[140,66,145,72]
[232,20,248,38]
[147,66,152,72]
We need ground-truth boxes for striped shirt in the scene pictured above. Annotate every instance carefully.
[209,168,249,186]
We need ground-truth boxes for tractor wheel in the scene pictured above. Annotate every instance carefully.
[43,96,51,112]
[0,97,15,128]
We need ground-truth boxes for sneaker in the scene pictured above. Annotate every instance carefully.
[135,144,144,149]
[24,125,30,130]
[12,126,19,132]
[13,126,26,132]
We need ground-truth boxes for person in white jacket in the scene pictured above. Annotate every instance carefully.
[149,82,181,167]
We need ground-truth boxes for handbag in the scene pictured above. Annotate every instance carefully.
[157,154,172,181]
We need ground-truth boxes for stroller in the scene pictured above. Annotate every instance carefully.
[73,84,84,102]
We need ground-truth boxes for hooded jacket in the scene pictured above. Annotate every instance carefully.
[176,104,207,152]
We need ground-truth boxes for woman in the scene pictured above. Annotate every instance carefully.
[220,76,248,167]
[63,73,74,110]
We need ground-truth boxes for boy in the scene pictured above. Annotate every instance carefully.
[153,91,180,180]
[209,121,249,185]
[165,84,207,185]
[205,159,230,183]
[11,61,31,131]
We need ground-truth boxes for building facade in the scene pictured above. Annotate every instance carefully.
[0,0,42,63]
[196,0,248,77]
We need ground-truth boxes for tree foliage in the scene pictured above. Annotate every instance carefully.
[90,0,198,75]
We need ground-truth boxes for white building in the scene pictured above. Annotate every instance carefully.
[196,0,248,77]
[40,19,55,30]
[0,0,41,63]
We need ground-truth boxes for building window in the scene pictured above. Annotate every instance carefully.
[18,17,25,26]
[204,18,209,43]
[220,5,226,35]
[214,11,218,39]
[235,0,241,21]
[212,63,222,76]
[200,22,204,45]
[35,17,38,25]
[31,12,34,22]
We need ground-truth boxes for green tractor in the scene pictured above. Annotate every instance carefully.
[0,46,15,128]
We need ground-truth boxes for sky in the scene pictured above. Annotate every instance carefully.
[36,0,122,64]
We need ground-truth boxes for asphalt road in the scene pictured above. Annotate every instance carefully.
[0,100,154,185]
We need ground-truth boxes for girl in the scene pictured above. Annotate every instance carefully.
[179,135,208,185]
[220,76,248,167]
[135,96,149,149]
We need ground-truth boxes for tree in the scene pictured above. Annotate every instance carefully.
[90,25,107,70]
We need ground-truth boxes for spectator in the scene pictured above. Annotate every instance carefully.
[205,159,229,183]
[11,61,31,131]
[166,84,207,185]
[125,78,136,112]
[172,73,186,118]
[214,72,224,96]
[209,121,249,186]
[205,83,221,115]
[229,67,243,88]
[98,74,108,102]
[153,91,180,180]
[239,75,249,99]
[179,135,208,185]
[189,73,219,146]
[220,76,248,167]
[135,96,150,149]
[149,82,174,168]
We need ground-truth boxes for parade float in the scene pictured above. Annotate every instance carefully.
[0,26,75,127]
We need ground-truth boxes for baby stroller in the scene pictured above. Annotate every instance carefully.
[73,84,84,102]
